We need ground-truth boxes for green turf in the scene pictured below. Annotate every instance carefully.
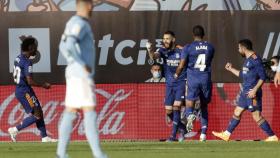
[0,141,279,158]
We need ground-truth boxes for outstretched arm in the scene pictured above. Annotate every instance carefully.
[26,76,51,89]
[146,41,160,60]
[225,62,240,77]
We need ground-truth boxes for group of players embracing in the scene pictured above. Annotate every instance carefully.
[146,25,279,142]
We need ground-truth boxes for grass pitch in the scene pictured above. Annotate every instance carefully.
[0,141,279,158]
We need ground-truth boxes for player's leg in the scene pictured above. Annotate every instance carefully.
[165,85,177,141]
[56,107,77,158]
[57,77,80,158]
[172,102,185,142]
[174,81,187,141]
[212,91,247,141]
[183,79,199,132]
[27,94,56,142]
[199,103,208,141]
[79,78,106,158]
[83,106,107,158]
[250,97,278,141]
[212,106,245,141]
[164,84,174,123]
[8,92,39,142]
[199,81,212,141]
[251,110,278,141]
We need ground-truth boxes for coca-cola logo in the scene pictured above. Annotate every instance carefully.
[0,88,133,138]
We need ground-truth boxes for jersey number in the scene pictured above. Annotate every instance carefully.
[13,66,21,84]
[194,54,206,71]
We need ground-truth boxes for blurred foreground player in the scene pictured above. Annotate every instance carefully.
[8,37,57,142]
[212,39,278,142]
[146,31,187,141]
[56,0,107,158]
[175,25,214,141]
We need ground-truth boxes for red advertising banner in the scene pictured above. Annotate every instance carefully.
[0,83,279,141]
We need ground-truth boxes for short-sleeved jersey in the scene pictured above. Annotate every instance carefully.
[13,54,33,93]
[156,47,186,85]
[181,41,215,78]
[239,54,266,93]
[59,15,95,78]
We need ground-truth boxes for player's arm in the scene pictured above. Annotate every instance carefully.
[26,76,51,89]
[146,41,160,60]
[225,62,240,77]
[247,62,266,98]
[60,23,91,73]
[174,59,186,79]
[24,62,50,89]
[274,60,280,87]
[174,45,188,79]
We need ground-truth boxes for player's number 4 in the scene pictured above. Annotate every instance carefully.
[194,54,206,71]
[13,66,21,84]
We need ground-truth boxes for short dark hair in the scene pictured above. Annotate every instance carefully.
[152,63,161,67]
[271,56,280,60]
[21,37,37,52]
[239,39,253,50]
[193,25,205,38]
[164,30,175,38]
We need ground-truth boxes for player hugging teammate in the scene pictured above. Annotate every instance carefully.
[146,25,214,142]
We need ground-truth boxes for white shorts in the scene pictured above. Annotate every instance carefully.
[65,77,96,108]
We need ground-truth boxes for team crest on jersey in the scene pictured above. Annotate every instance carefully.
[242,67,249,74]
[71,24,82,36]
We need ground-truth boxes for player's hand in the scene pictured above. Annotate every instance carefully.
[247,89,256,98]
[146,41,152,51]
[42,82,51,89]
[225,62,232,71]
[274,72,280,88]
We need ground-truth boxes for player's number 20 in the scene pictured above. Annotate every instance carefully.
[13,66,21,84]
[194,54,206,71]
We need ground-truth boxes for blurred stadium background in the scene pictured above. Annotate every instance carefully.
[1,0,280,157]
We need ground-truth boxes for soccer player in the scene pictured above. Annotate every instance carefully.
[8,37,57,142]
[174,25,215,141]
[212,39,279,141]
[56,0,107,158]
[146,31,187,141]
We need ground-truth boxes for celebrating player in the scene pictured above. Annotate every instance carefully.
[56,0,107,158]
[212,39,278,141]
[146,31,187,141]
[8,37,57,142]
[175,25,215,141]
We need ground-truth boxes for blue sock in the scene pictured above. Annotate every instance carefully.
[259,120,275,136]
[36,119,47,138]
[171,110,180,139]
[84,111,105,158]
[167,113,173,121]
[201,108,208,134]
[16,115,37,131]
[178,122,187,134]
[56,111,76,158]
[226,118,240,133]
